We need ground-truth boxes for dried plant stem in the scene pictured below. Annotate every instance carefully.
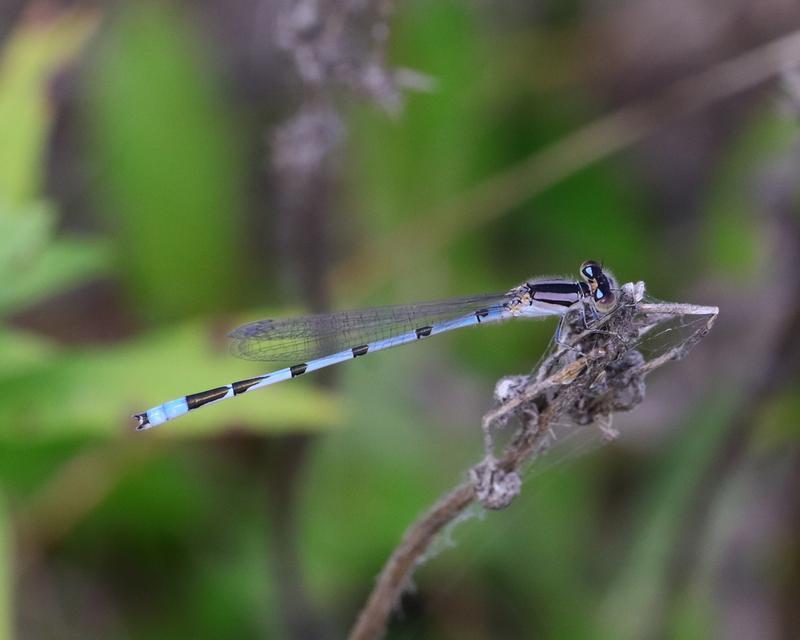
[349,482,475,640]
[349,388,582,640]
[349,285,718,640]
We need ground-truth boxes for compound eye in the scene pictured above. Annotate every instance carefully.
[580,260,602,281]
[594,287,616,311]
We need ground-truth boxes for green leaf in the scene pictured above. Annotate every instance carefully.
[0,8,99,205]
[0,10,106,316]
[0,199,110,315]
[0,234,110,315]
[0,199,54,274]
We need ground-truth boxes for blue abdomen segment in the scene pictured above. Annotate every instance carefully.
[135,397,189,430]
[133,307,513,431]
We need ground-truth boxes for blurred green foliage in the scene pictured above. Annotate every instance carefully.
[0,497,8,640]
[87,3,245,322]
[0,10,108,316]
[0,1,796,639]
[705,106,800,279]
[0,316,341,439]
[0,10,96,204]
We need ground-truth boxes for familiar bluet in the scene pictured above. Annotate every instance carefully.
[134,261,617,430]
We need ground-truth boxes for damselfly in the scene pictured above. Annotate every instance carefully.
[133,261,617,430]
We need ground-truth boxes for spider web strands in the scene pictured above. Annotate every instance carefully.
[482,282,719,481]
[227,294,511,363]
[632,299,719,374]
[488,412,618,483]
[552,285,718,376]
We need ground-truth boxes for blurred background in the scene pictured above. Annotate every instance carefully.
[0,0,799,638]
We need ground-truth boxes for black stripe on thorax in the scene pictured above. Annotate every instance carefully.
[415,326,432,338]
[475,308,490,322]
[527,281,583,295]
[232,377,264,395]
[352,345,369,357]
[528,281,585,308]
[186,386,230,410]
[290,363,308,377]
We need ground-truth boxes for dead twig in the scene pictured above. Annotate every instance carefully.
[349,282,718,640]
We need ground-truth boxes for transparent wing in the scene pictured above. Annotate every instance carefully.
[228,293,510,362]
[628,294,719,367]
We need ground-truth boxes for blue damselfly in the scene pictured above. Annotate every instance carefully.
[134,261,617,430]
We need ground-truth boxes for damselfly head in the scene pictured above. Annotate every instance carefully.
[580,260,603,283]
[580,260,617,312]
